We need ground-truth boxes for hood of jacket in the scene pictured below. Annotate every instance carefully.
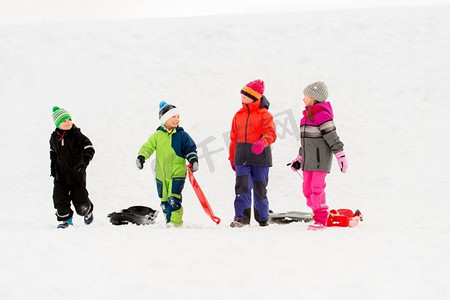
[241,95,270,112]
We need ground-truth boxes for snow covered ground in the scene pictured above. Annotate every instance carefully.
[1,3,449,299]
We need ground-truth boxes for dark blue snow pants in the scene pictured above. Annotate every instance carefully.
[234,164,270,224]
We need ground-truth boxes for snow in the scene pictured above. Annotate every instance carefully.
[1,3,450,300]
[2,0,450,24]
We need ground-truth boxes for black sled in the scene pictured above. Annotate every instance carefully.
[269,210,313,224]
[108,206,158,226]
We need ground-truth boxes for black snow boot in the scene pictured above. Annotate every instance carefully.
[84,205,94,225]
[57,218,73,229]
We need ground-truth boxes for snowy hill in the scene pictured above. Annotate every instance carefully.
[1,4,449,299]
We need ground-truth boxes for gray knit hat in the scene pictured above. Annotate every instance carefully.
[303,81,328,102]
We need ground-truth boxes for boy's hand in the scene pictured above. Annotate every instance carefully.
[136,155,145,170]
[189,158,199,172]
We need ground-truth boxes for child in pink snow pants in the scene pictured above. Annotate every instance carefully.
[290,81,348,230]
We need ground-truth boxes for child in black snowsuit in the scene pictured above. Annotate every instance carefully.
[49,106,95,229]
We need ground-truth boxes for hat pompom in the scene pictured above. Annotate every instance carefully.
[52,106,60,112]
[159,101,168,111]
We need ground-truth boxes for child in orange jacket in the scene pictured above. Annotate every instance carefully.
[229,79,277,227]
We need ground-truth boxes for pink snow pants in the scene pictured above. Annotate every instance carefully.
[303,170,329,225]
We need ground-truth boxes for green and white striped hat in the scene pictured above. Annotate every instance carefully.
[52,106,71,127]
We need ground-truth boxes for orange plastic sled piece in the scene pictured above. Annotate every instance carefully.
[187,166,221,224]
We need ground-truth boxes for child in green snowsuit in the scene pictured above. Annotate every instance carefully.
[136,101,198,227]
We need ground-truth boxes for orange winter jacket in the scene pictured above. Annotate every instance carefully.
[229,96,277,166]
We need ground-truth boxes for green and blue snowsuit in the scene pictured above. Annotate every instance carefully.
[138,126,197,225]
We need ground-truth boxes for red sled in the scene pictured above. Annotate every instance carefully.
[187,166,221,224]
[327,209,363,227]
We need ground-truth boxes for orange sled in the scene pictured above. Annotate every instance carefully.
[187,166,221,224]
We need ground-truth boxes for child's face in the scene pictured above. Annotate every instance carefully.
[303,94,316,107]
[165,114,180,131]
[241,94,254,104]
[58,119,73,130]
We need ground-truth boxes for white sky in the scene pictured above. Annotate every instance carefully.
[0,0,448,25]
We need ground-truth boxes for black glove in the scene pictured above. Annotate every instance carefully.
[189,158,199,172]
[136,155,145,170]
[50,167,56,177]
[292,160,301,170]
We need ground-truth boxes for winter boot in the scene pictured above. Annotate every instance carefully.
[84,205,94,225]
[308,208,328,231]
[254,209,269,227]
[57,217,73,229]
[230,220,249,228]
[307,222,326,230]
[258,220,269,227]
[166,222,183,228]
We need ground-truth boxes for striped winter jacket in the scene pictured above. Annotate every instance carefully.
[299,102,344,172]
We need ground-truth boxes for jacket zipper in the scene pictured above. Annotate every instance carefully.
[244,104,250,143]
[316,148,320,168]
[59,131,66,146]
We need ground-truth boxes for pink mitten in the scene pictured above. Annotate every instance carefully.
[230,161,236,171]
[251,140,265,155]
[335,151,348,173]
[290,155,302,172]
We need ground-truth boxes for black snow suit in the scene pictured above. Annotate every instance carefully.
[49,125,95,221]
